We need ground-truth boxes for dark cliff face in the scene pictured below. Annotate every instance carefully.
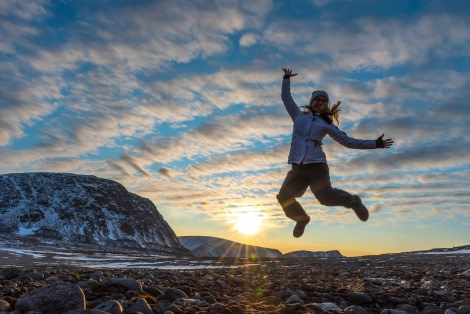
[0,172,185,253]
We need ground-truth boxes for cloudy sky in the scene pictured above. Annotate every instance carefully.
[1,0,469,256]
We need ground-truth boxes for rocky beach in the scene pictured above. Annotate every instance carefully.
[1,252,469,314]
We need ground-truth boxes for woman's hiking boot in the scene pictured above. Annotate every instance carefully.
[293,216,310,238]
[348,195,369,221]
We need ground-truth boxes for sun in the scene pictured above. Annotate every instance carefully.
[235,210,263,235]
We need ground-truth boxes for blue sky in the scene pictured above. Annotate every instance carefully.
[1,0,469,256]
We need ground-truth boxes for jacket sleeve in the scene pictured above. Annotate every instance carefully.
[326,124,376,149]
[281,79,299,121]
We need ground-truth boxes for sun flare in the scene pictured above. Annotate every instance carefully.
[235,210,263,235]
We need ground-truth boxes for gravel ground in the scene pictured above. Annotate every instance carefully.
[1,253,469,313]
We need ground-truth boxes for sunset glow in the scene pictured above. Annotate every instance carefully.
[235,210,264,235]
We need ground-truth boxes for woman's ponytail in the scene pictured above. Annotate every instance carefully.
[320,101,341,125]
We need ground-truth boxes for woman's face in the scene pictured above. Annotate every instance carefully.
[310,96,328,113]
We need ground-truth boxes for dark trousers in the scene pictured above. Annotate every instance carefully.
[277,163,355,222]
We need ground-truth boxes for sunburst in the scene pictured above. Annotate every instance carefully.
[235,210,263,235]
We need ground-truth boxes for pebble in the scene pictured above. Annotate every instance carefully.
[127,298,153,314]
[94,300,123,314]
[0,300,11,311]
[460,269,470,278]
[349,291,372,304]
[0,254,469,313]
[316,302,343,312]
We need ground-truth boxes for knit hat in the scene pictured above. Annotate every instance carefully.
[309,90,329,104]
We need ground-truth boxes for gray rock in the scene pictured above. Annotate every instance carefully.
[381,310,409,314]
[228,275,246,286]
[434,289,450,297]
[343,305,368,314]
[0,268,21,280]
[127,298,153,314]
[263,295,282,306]
[158,288,188,301]
[349,291,373,304]
[382,280,402,287]
[102,277,142,292]
[286,294,303,304]
[20,270,44,280]
[0,286,14,295]
[459,269,470,278]
[207,303,232,313]
[421,305,442,314]
[0,300,11,311]
[395,303,419,313]
[77,279,99,288]
[362,281,381,291]
[15,281,85,314]
[313,302,342,312]
[94,300,123,314]
[142,285,162,297]
[90,271,104,281]
[276,289,296,300]
[421,280,441,290]
[65,310,109,314]
[125,289,140,299]
[458,305,470,314]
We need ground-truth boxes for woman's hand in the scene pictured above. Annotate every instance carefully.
[282,68,298,78]
[376,134,394,148]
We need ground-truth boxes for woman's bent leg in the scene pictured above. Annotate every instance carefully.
[309,163,354,206]
[310,163,369,221]
[277,165,310,222]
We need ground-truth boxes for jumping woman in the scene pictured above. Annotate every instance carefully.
[277,68,393,238]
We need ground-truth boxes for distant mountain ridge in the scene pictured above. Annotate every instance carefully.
[178,236,282,258]
[178,236,345,259]
[0,172,187,254]
[282,250,343,258]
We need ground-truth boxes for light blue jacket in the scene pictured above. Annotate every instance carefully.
[282,78,376,164]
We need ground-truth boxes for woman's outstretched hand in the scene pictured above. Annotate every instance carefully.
[376,134,394,148]
[282,68,298,78]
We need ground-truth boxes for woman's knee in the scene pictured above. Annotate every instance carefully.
[277,193,294,208]
[316,194,334,206]
[314,188,335,206]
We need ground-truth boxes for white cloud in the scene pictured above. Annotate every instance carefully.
[263,14,470,71]
[0,0,48,21]
[310,0,334,7]
[239,33,258,47]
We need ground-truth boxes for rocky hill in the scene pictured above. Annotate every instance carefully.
[0,172,187,254]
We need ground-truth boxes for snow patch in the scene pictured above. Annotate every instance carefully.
[418,249,470,254]
[18,226,39,236]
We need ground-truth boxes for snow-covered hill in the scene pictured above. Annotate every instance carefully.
[179,236,282,258]
[0,172,187,254]
[282,250,343,258]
